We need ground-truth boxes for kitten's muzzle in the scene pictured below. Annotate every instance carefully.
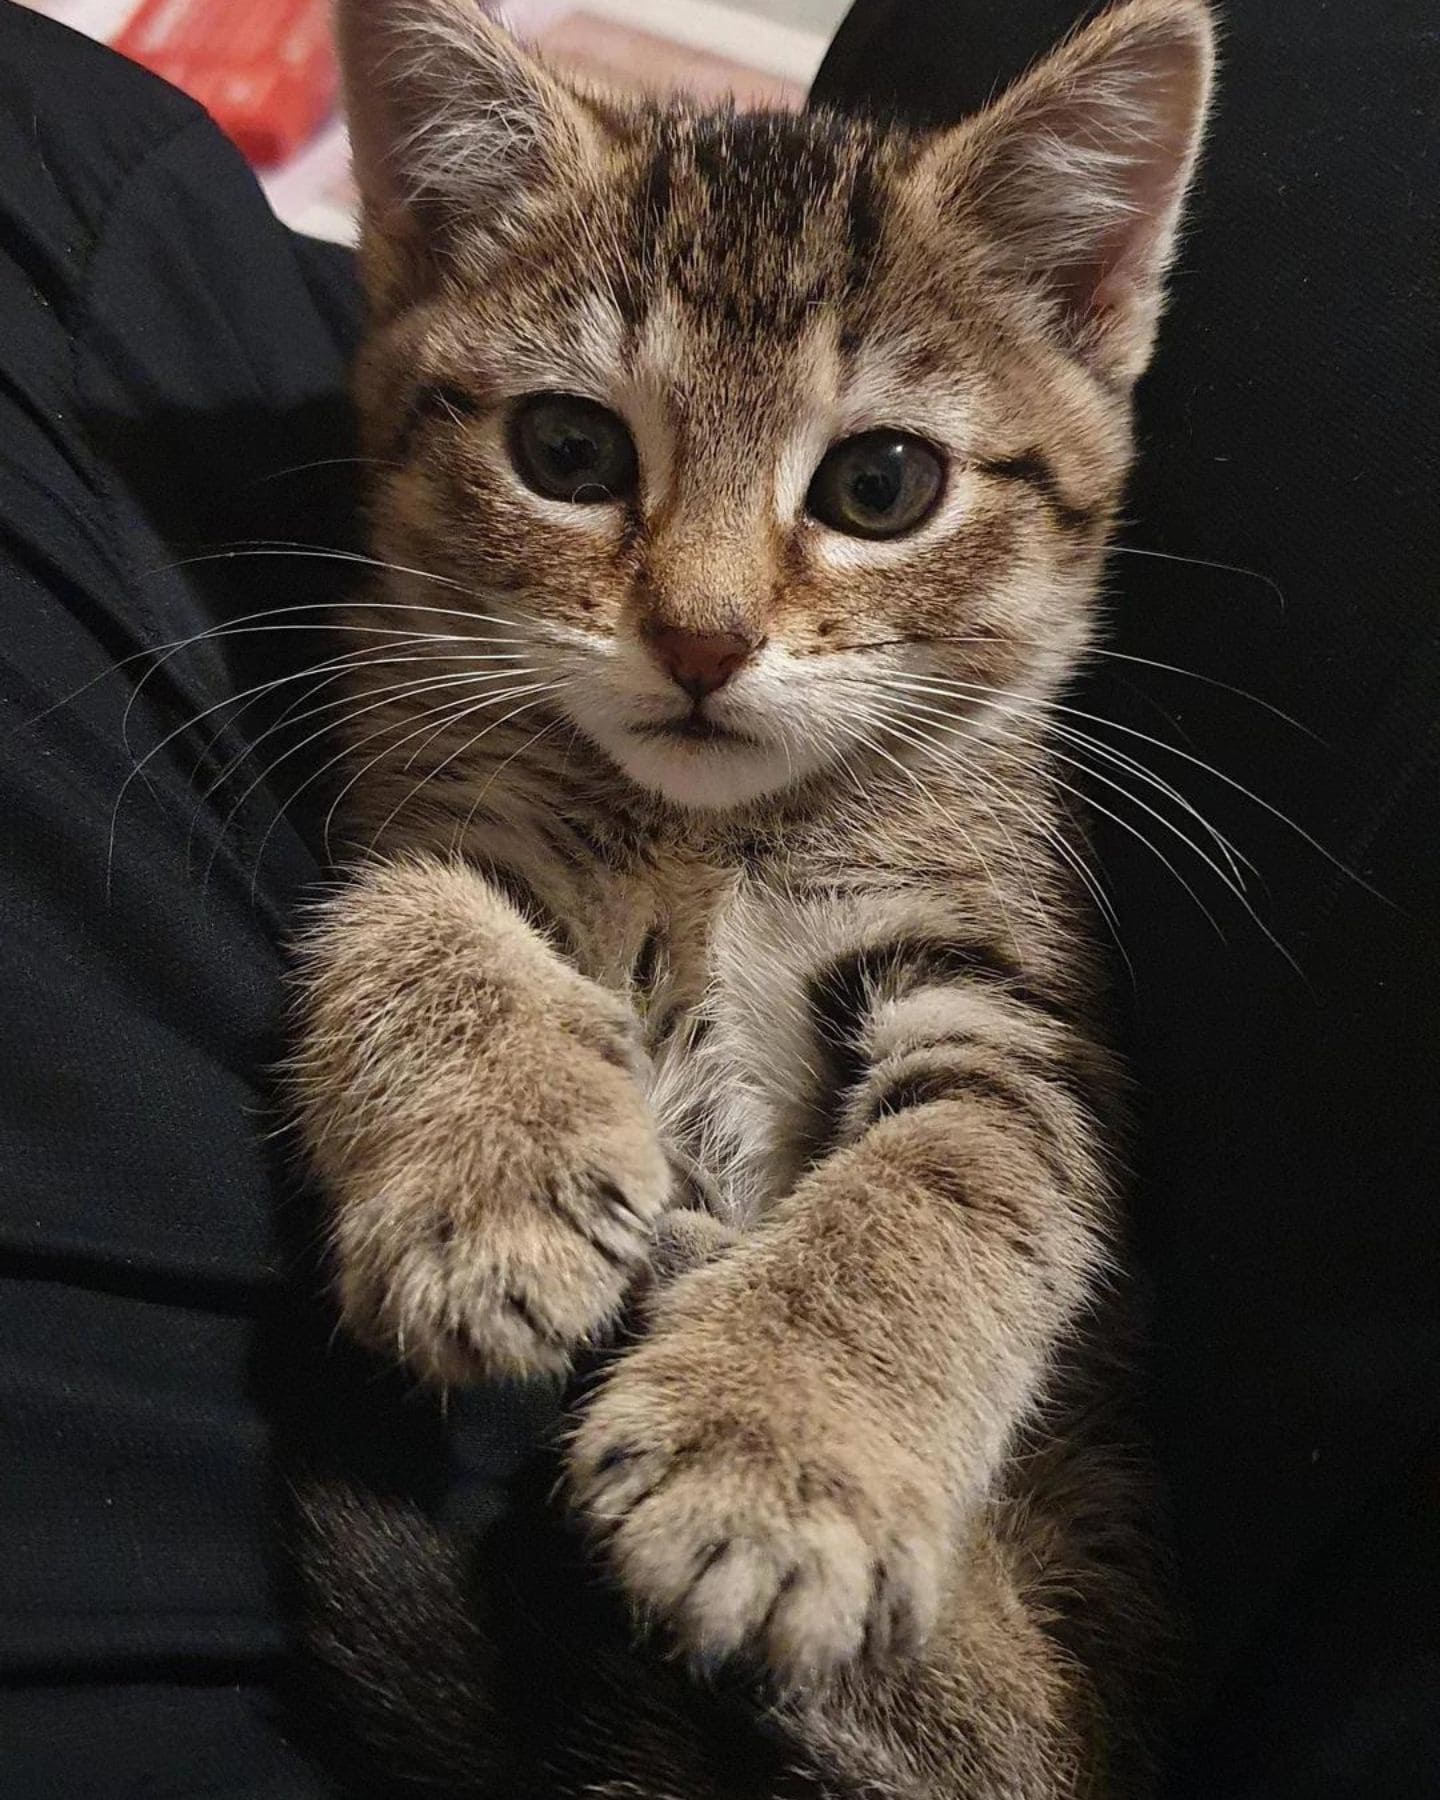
[642,623,762,701]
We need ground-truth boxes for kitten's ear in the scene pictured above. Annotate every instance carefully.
[926,0,1214,384]
[336,0,605,244]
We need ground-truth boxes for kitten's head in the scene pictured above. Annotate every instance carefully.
[338,0,1212,811]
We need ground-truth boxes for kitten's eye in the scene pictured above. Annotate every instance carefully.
[806,431,945,539]
[508,393,638,504]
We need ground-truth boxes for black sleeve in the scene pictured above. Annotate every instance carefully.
[0,5,465,1792]
[816,6,1440,1798]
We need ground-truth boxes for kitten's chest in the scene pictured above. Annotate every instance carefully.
[629,853,818,1223]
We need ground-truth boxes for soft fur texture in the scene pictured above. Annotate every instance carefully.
[291,3,1215,1794]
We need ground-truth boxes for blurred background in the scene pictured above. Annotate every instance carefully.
[18,1,849,241]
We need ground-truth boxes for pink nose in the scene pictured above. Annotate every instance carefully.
[644,626,758,700]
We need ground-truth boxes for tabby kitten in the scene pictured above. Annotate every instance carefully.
[292,2,1214,1794]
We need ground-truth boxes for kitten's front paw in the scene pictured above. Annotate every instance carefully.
[332,982,668,1386]
[568,1276,948,1689]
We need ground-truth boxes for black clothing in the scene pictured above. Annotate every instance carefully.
[1,1,1434,1792]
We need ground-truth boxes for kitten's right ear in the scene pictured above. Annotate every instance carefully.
[336,0,604,251]
[920,0,1214,386]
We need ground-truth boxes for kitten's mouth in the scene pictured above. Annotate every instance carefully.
[635,711,753,746]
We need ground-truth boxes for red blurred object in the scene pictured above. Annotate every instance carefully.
[114,0,337,166]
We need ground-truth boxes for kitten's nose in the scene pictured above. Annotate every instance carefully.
[644,625,758,700]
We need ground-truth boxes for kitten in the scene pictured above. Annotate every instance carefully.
[291,2,1214,1794]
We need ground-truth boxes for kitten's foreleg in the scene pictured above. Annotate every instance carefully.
[569,921,1109,1689]
[291,853,670,1384]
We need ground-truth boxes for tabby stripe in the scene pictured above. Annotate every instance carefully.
[843,160,883,304]
[555,811,644,873]
[977,449,1097,534]
[810,937,1066,1060]
[479,862,576,959]
[504,1289,562,1346]
[920,1164,1042,1261]
[392,381,480,459]
[805,937,1066,1155]
[866,1063,1071,1186]
[632,927,664,993]
[618,130,674,328]
[878,1027,1100,1125]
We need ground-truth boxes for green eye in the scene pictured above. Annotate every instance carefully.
[806,431,945,539]
[508,393,638,504]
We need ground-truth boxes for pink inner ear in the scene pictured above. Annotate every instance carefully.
[955,6,1212,375]
[1059,207,1166,335]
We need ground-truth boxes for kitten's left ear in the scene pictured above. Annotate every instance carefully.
[926,0,1215,385]
[336,0,610,247]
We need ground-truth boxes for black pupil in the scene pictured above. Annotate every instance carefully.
[542,421,600,476]
[849,445,905,516]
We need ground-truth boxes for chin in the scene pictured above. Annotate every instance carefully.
[588,722,807,811]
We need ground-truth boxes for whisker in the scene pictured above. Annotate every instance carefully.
[451,705,572,854]
[140,540,495,603]
[884,706,1232,953]
[185,662,537,857]
[843,712,1024,954]
[875,680,1255,891]
[320,679,563,862]
[1078,645,1324,742]
[361,685,567,857]
[864,698,1130,969]
[22,607,532,735]
[243,678,559,893]
[114,616,530,785]
[186,676,538,899]
[872,694,1307,974]
[873,702,1052,920]
[869,670,1378,901]
[1104,543,1288,612]
[246,457,399,486]
[820,630,1321,742]
[124,637,524,805]
[107,639,526,870]
[890,689,1255,911]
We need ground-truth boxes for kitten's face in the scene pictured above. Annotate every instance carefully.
[342,2,1211,811]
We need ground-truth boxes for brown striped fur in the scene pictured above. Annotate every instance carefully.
[291,3,1215,1794]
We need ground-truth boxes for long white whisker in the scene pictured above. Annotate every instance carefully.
[26,610,532,738]
[362,685,567,857]
[195,676,540,897]
[1077,645,1324,741]
[247,457,398,485]
[141,540,492,602]
[827,631,1322,742]
[863,699,1130,974]
[1104,543,1288,611]
[893,709,1230,950]
[251,678,559,887]
[121,636,525,811]
[877,681,1254,891]
[843,712,1023,954]
[873,669,1374,900]
[451,705,572,854]
[188,662,536,838]
[899,693,1254,913]
[869,702,1051,920]
[112,608,531,780]
[873,695,1305,974]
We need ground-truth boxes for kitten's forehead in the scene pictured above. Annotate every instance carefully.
[465,107,910,381]
[615,108,893,340]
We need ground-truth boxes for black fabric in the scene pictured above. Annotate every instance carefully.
[0,0,1434,1794]
[0,6,455,1791]
[815,4,1440,1796]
